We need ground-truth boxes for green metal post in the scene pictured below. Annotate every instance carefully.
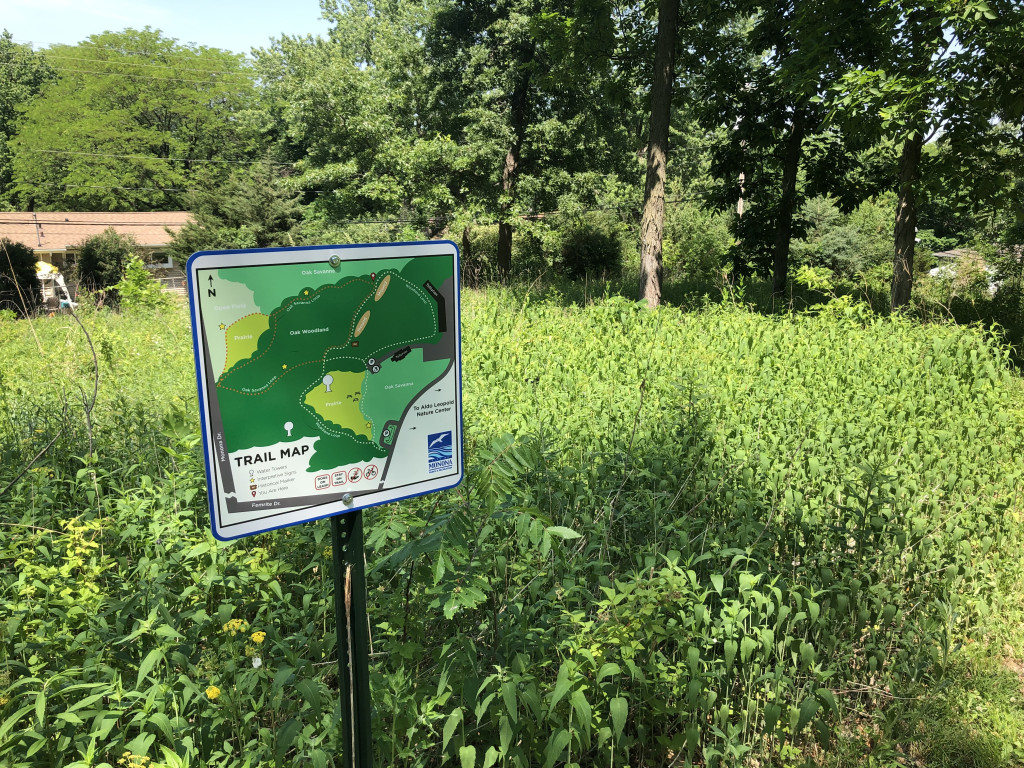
[331,510,374,768]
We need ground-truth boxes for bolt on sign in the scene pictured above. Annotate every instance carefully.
[187,241,464,540]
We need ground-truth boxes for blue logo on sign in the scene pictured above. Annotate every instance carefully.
[427,431,453,473]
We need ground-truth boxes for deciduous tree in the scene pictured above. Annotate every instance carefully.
[0,237,40,315]
[0,31,53,207]
[831,0,1024,309]
[9,28,257,212]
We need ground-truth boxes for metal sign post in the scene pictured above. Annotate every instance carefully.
[332,510,373,768]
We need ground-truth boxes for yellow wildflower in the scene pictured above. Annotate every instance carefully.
[251,631,266,644]
[118,752,151,767]
[206,685,221,700]
[222,618,249,636]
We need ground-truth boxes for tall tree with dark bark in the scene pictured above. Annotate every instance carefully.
[696,0,884,294]
[831,0,1024,309]
[427,0,623,278]
[637,0,678,307]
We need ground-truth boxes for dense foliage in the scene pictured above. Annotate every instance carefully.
[6,28,256,212]
[73,228,141,296]
[0,237,40,315]
[0,2,1020,305]
[1,293,1022,767]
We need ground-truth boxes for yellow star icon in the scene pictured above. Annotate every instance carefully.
[219,323,225,330]
[303,290,309,296]
[282,364,288,370]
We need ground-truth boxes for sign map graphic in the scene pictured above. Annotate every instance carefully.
[188,242,463,540]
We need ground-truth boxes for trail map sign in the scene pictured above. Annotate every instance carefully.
[187,241,463,540]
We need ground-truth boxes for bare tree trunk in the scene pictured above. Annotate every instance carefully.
[891,130,923,310]
[771,108,805,296]
[637,0,678,309]
[496,145,519,278]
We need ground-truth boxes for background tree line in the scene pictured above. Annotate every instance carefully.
[1,0,1022,312]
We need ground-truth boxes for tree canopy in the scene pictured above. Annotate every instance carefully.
[0,4,1020,307]
[7,28,258,212]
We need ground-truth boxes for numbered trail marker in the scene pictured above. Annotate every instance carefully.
[187,241,464,540]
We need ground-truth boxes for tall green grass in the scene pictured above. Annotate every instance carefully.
[1,291,1022,767]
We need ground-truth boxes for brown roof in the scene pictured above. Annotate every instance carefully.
[0,211,192,251]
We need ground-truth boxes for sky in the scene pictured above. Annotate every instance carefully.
[4,0,333,55]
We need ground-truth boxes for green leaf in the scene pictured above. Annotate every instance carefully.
[459,744,476,768]
[596,662,621,682]
[34,690,45,727]
[296,678,321,714]
[816,687,839,718]
[443,708,464,752]
[543,728,571,768]
[501,680,518,723]
[146,711,174,742]
[800,641,816,668]
[710,573,724,594]
[482,746,499,768]
[0,704,36,743]
[545,525,581,540]
[275,718,302,766]
[570,689,592,734]
[797,698,820,733]
[549,661,572,710]
[609,697,627,740]
[55,711,85,726]
[724,639,737,672]
[813,717,831,747]
[272,665,295,690]
[740,636,758,663]
[137,647,164,688]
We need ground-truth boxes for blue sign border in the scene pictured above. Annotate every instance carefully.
[187,241,464,541]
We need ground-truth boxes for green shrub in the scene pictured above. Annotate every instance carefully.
[74,228,140,295]
[112,253,173,311]
[557,213,623,279]
[662,200,732,283]
[791,195,895,279]
[0,237,40,316]
[1,295,1022,767]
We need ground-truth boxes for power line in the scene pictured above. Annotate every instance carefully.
[10,36,264,59]
[29,51,252,78]
[26,149,291,167]
[19,179,333,195]
[0,217,193,226]
[0,59,253,87]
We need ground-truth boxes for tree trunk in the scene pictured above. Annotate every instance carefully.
[496,143,520,279]
[461,225,472,263]
[496,59,532,281]
[771,108,805,296]
[890,130,923,310]
[637,0,678,309]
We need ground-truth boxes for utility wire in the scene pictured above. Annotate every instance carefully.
[0,217,196,226]
[24,51,252,77]
[11,175,698,224]
[0,59,253,86]
[21,180,195,193]
[25,149,291,166]
[19,179,333,195]
[11,36,264,58]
